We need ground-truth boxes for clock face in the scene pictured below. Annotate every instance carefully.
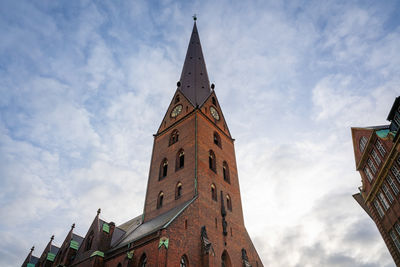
[210,106,220,120]
[171,104,183,118]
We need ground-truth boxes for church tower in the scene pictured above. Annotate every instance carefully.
[21,19,263,267]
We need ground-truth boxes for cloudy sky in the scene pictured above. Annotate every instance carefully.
[1,0,400,266]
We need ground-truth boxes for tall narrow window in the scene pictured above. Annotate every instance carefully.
[376,140,386,157]
[373,199,385,218]
[169,130,179,146]
[371,150,381,166]
[367,159,377,174]
[211,184,217,201]
[157,192,164,209]
[175,95,180,104]
[223,161,230,183]
[85,231,94,251]
[176,149,185,170]
[159,159,168,180]
[390,230,400,252]
[364,166,373,182]
[382,184,394,203]
[392,166,400,182]
[226,194,232,211]
[139,253,147,267]
[214,132,221,148]
[359,136,368,152]
[180,255,188,267]
[209,150,216,172]
[212,97,216,105]
[378,191,390,210]
[387,176,399,195]
[176,182,182,199]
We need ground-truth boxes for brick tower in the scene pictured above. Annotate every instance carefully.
[22,20,263,267]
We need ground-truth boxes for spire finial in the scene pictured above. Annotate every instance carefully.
[31,246,35,252]
[193,14,197,21]
[50,235,54,241]
[71,223,75,229]
[97,208,101,215]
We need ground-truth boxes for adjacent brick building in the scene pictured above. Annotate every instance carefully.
[22,20,263,267]
[352,96,400,265]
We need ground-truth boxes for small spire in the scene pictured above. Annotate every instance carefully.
[71,223,75,229]
[50,235,54,241]
[193,14,197,21]
[31,246,35,252]
[97,208,101,215]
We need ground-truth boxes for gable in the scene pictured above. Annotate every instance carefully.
[351,127,374,169]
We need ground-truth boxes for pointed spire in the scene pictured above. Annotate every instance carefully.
[178,19,211,107]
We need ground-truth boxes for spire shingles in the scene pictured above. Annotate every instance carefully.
[178,22,211,107]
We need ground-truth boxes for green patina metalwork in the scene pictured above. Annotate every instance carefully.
[158,237,169,249]
[90,251,104,258]
[126,250,134,259]
[47,252,56,262]
[376,129,390,138]
[27,263,35,267]
[70,240,79,250]
[102,223,110,233]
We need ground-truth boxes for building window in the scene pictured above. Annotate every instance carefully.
[157,192,164,209]
[359,136,368,152]
[209,150,216,172]
[169,130,179,146]
[367,159,377,174]
[390,230,400,252]
[226,194,232,211]
[212,97,216,105]
[382,184,394,203]
[159,159,168,180]
[392,166,400,182]
[176,149,185,170]
[371,150,381,166]
[176,182,182,199]
[180,255,188,267]
[373,199,385,218]
[364,166,373,182]
[397,156,400,166]
[211,184,217,201]
[376,140,386,157]
[223,161,230,183]
[139,253,147,267]
[387,176,399,195]
[175,95,180,104]
[378,192,390,210]
[213,132,221,148]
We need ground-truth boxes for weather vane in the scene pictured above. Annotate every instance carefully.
[193,14,197,21]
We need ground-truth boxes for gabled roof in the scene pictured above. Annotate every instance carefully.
[112,197,196,249]
[72,233,84,247]
[387,96,400,121]
[178,22,212,107]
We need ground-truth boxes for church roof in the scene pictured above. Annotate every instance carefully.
[111,197,196,250]
[72,233,84,247]
[178,22,212,107]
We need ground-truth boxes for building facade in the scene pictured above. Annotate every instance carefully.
[22,21,263,267]
[352,96,400,265]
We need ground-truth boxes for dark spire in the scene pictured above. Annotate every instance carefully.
[178,20,211,107]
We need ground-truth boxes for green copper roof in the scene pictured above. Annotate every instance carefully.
[46,252,56,262]
[70,240,79,250]
[103,223,110,233]
[90,251,104,258]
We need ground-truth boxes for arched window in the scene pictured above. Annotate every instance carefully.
[139,253,147,267]
[176,182,182,199]
[85,231,94,251]
[226,194,232,211]
[211,184,217,201]
[223,161,230,183]
[169,130,179,146]
[180,255,189,267]
[212,97,216,105]
[159,159,168,180]
[209,150,216,172]
[214,132,221,148]
[221,250,232,267]
[176,149,185,170]
[157,192,164,209]
[359,136,368,152]
[175,95,180,104]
